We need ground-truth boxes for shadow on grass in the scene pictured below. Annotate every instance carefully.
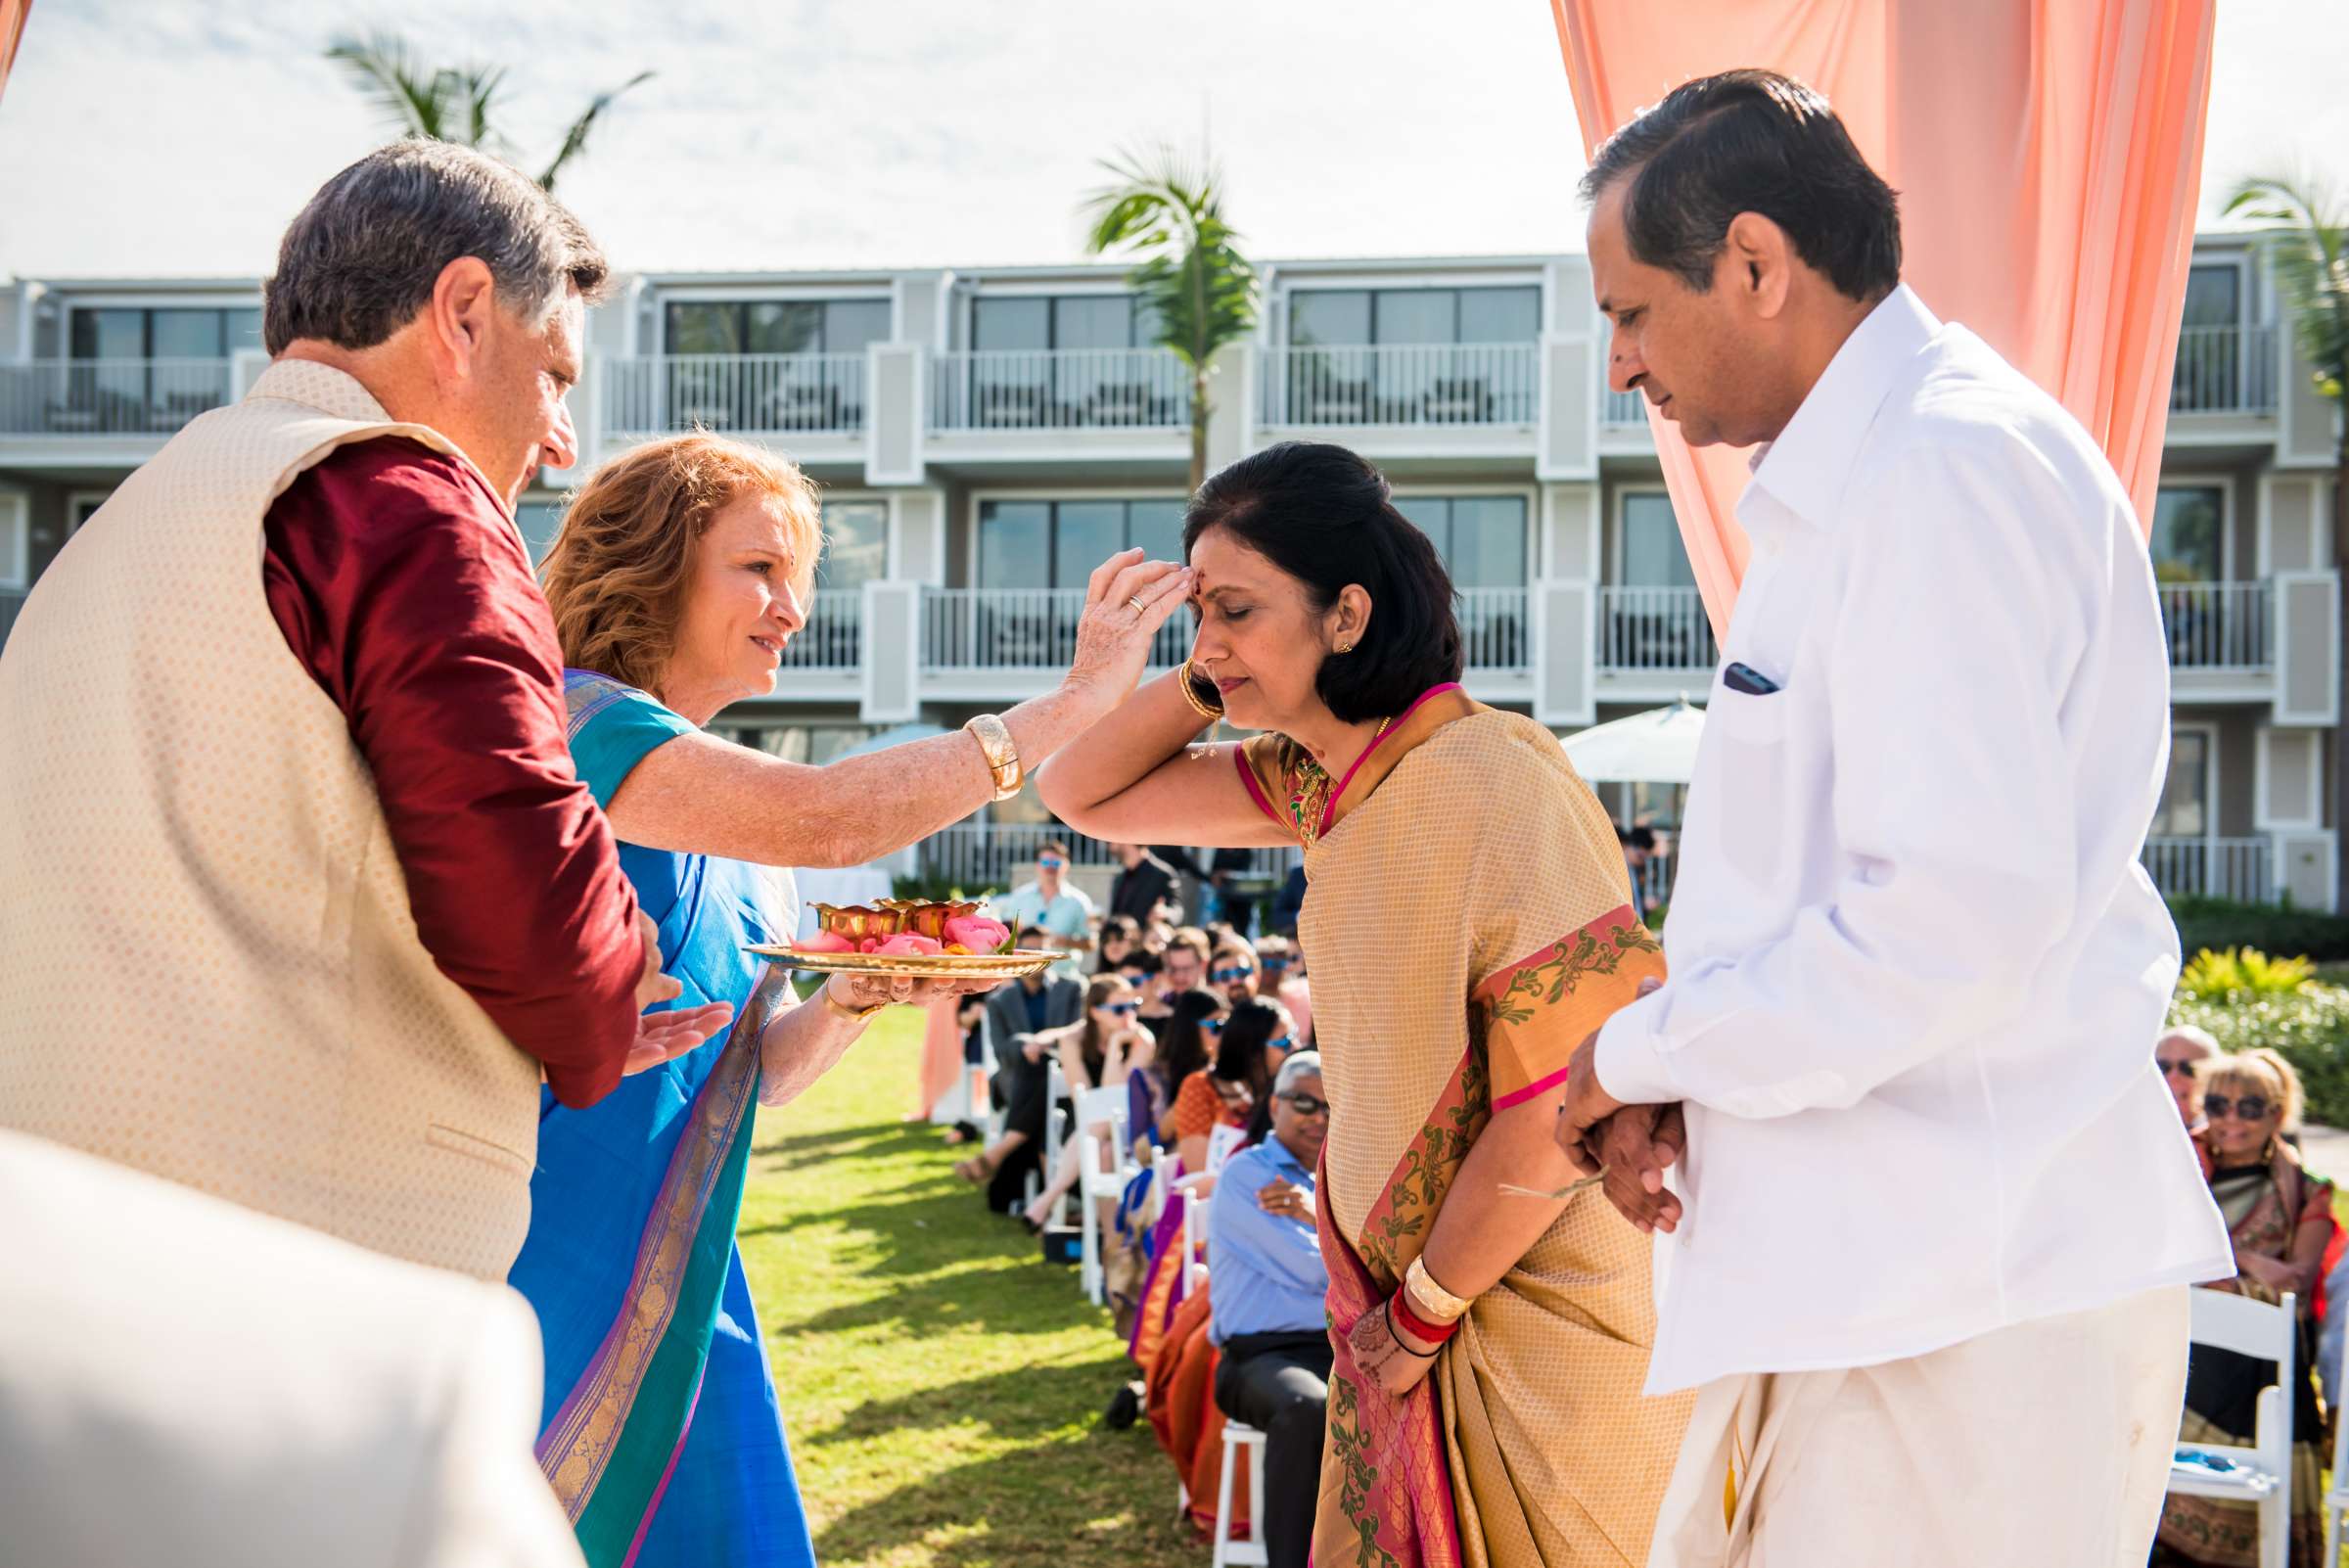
[809,1405,1200,1568]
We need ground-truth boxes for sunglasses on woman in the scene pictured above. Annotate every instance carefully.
[2156,1057,2200,1079]
[1104,1000,1139,1016]
[1201,1017,1226,1035]
[1267,1036,1294,1052]
[1279,1091,1328,1118]
[2203,1094,2273,1123]
[1213,965,1256,984]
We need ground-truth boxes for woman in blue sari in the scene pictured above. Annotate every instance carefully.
[520,432,1190,1566]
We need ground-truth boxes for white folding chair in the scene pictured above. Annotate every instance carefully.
[2171,1288,2295,1568]
[1037,1056,1070,1220]
[1075,1084,1131,1304]
[1212,1420,1269,1567]
[1177,1171,1216,1294]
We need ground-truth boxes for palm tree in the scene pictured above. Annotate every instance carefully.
[325,31,651,192]
[1082,145,1260,494]
[2227,176,2349,899]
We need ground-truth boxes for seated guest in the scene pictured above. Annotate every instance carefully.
[1255,934,1313,1048]
[1021,977,1157,1228]
[1131,985,1222,1159]
[1110,841,1180,925]
[953,935,1083,1204]
[1150,930,1212,1036]
[1095,913,1143,976]
[1120,944,1164,996]
[1161,992,1248,1171]
[1223,1001,1300,1148]
[1208,1052,1333,1568]
[1212,933,1262,1008]
[997,842,1098,982]
[2157,1048,2337,1567]
[1269,862,1307,938]
[2157,1025,2220,1131]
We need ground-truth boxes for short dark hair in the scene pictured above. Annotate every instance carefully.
[1580,68,1900,304]
[1120,946,1164,977]
[265,140,611,355]
[1038,840,1073,861]
[1184,441,1463,725]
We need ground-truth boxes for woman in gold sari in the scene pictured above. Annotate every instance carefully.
[1039,441,1690,1567]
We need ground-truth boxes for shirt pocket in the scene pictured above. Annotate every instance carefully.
[1704,682,1793,888]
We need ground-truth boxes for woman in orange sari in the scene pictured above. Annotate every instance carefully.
[1040,441,1690,1566]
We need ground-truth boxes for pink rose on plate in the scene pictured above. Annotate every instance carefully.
[795,930,856,953]
[868,933,944,956]
[943,915,1010,953]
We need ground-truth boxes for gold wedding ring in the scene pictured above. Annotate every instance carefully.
[1127,595,1148,613]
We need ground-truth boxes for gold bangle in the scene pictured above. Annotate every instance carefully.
[1176,660,1225,723]
[1404,1255,1473,1324]
[820,981,889,1024]
[963,714,1023,801]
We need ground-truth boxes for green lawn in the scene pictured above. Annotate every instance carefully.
[738,1008,1200,1568]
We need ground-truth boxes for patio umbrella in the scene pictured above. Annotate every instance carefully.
[1559,700,1706,785]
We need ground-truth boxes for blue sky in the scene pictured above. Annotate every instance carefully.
[2,0,2344,278]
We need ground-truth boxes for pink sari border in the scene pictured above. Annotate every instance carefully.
[1231,744,1283,829]
[1491,1061,1574,1113]
[1319,682,1466,835]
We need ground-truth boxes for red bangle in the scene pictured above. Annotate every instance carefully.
[1390,1288,1459,1345]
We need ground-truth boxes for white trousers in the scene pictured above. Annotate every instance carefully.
[1646,1286,2189,1568]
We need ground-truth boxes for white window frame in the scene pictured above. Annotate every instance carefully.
[0,492,27,590]
[2151,473,2235,583]
[1609,481,1698,588]
[651,289,896,355]
[2155,720,2221,843]
[964,487,1188,589]
[1387,483,1539,586]
[816,489,892,590]
[66,488,112,536]
[2253,722,2326,832]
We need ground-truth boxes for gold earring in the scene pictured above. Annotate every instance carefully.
[1337,641,1354,654]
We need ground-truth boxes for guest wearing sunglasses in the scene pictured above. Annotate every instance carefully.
[1207,1051,1333,1568]
[1017,976,1157,1230]
[995,841,1098,982]
[1211,934,1261,1008]
[2155,1025,2219,1133]
[2157,1047,2338,1568]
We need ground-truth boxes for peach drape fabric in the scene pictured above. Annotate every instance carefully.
[1548,0,2218,636]
[0,1,29,105]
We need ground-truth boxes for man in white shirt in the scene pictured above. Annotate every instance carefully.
[1553,69,2232,1568]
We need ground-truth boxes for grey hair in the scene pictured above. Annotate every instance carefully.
[1272,1050,1322,1099]
[264,140,611,355]
[2157,1024,2221,1054]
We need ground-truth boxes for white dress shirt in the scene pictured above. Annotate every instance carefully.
[1594,285,2232,1396]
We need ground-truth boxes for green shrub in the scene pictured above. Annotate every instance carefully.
[2177,946,2318,1001]
[2170,983,2349,1129]
[2168,897,2349,964]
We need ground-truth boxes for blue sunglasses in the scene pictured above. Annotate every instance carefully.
[1105,1000,1140,1016]
[1202,1018,1226,1034]
[1213,964,1256,984]
[1267,1036,1294,1051]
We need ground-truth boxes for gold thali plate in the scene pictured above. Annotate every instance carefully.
[744,945,1060,983]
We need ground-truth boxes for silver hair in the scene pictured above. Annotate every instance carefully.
[1272,1050,1322,1099]
[263,140,610,355]
[2157,1024,2221,1054]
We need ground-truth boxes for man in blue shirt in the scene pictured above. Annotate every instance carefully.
[993,841,1097,982]
[1207,1051,1330,1568]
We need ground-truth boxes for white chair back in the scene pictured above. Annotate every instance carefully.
[2173,1288,2296,1568]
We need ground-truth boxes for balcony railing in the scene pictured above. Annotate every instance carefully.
[1456,587,1532,669]
[600,353,867,438]
[2159,580,2272,669]
[930,347,1188,432]
[1602,387,1648,428]
[2142,836,2273,903]
[2171,324,2279,415]
[0,358,234,436]
[1597,585,1720,671]
[922,588,1190,672]
[778,589,862,672]
[914,822,1302,894]
[1264,343,1538,427]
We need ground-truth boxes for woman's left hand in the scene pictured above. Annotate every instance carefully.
[1347,1298,1442,1401]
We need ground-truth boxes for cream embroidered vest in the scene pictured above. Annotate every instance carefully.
[0,361,544,1280]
